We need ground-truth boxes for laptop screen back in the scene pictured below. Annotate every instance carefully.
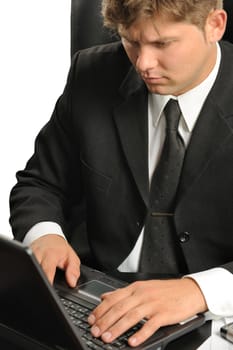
[0,237,84,350]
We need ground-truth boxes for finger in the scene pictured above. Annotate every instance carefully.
[30,243,57,284]
[88,286,130,329]
[128,316,161,347]
[100,305,148,344]
[64,252,81,287]
[90,291,144,339]
[40,255,58,284]
[92,285,132,319]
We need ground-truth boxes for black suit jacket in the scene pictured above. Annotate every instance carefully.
[10,40,233,274]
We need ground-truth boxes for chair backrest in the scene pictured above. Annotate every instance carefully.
[223,0,233,43]
[71,0,118,56]
[71,0,233,56]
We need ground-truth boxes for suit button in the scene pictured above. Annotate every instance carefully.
[179,232,190,243]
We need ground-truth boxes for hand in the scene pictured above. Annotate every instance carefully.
[88,278,207,347]
[30,234,80,287]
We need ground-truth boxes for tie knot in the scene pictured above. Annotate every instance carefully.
[164,99,181,131]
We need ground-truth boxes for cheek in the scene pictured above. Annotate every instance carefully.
[175,41,207,71]
[165,49,198,77]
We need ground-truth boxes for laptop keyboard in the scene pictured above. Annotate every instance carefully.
[59,295,142,350]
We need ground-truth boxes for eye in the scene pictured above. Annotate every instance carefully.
[154,41,171,49]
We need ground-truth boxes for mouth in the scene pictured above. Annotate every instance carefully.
[142,76,166,84]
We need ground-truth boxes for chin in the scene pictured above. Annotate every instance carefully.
[146,83,181,96]
[146,84,170,95]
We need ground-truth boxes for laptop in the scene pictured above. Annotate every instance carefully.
[0,235,205,350]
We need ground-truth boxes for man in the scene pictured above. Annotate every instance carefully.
[9,0,233,347]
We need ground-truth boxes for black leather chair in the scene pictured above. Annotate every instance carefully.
[223,0,233,43]
[71,0,233,57]
[71,0,118,56]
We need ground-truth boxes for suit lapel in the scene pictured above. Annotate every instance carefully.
[176,41,233,202]
[176,91,233,203]
[113,67,149,206]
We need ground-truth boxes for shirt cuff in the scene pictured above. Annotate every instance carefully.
[23,222,66,246]
[187,267,233,318]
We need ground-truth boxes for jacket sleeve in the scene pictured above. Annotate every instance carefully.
[9,52,84,241]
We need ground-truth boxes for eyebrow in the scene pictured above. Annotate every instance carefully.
[121,35,178,44]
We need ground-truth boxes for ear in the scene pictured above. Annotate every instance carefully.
[205,9,227,43]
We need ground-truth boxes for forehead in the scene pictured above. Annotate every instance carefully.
[120,14,200,41]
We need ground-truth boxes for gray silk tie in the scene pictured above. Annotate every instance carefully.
[139,99,186,273]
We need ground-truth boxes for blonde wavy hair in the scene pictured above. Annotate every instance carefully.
[102,0,223,31]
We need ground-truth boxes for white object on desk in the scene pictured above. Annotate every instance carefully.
[197,318,233,349]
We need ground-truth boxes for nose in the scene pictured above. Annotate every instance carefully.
[135,47,158,73]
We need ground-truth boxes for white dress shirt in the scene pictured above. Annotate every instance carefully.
[23,43,233,319]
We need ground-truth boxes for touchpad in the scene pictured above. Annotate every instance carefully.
[78,280,115,302]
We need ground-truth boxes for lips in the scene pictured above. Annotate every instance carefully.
[143,76,164,83]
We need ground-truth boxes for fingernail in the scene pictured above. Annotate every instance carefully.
[70,275,77,287]
[88,314,96,325]
[91,326,100,337]
[129,337,138,346]
[102,331,112,342]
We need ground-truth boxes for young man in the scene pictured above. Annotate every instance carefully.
[10,0,233,347]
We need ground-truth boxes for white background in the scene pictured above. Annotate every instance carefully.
[0,1,71,238]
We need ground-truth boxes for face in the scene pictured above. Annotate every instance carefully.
[120,11,226,96]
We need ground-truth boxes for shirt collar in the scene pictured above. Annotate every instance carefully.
[150,43,221,132]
